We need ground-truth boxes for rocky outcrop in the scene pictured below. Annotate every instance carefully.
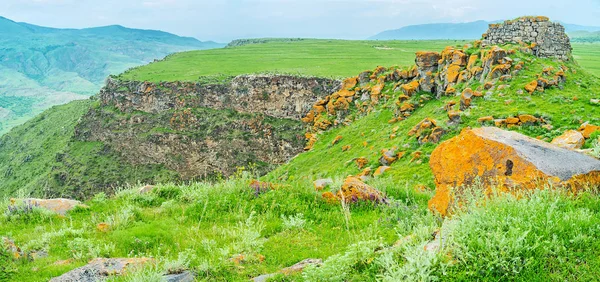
[50,258,154,282]
[101,75,340,120]
[482,16,572,60]
[9,198,86,215]
[70,75,338,188]
[429,127,600,216]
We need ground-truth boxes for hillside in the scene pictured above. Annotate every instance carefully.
[1,35,599,199]
[2,16,600,281]
[0,16,223,135]
[370,20,600,40]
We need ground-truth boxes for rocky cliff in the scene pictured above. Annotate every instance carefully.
[74,75,340,182]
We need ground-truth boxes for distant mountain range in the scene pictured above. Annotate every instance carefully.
[369,20,600,40]
[0,16,224,134]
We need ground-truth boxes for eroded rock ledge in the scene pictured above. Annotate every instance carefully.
[100,75,341,120]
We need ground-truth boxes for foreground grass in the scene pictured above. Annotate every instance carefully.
[2,174,599,281]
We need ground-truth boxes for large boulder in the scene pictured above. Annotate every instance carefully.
[429,127,600,216]
[50,258,154,282]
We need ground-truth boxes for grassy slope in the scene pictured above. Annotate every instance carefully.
[2,40,600,281]
[266,45,600,190]
[0,100,92,197]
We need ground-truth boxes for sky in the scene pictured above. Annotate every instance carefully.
[1,0,600,42]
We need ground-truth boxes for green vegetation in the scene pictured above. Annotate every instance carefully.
[1,174,599,281]
[118,39,467,82]
[0,16,223,135]
[2,36,600,281]
[573,43,600,77]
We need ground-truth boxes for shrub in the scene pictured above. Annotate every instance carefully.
[281,213,307,231]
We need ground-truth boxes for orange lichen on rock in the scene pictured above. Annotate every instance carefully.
[355,157,369,169]
[415,51,441,68]
[379,149,399,166]
[370,83,384,96]
[409,118,445,144]
[304,133,317,151]
[460,88,474,110]
[332,135,343,145]
[446,64,461,83]
[445,85,456,95]
[428,127,600,216]
[342,77,358,90]
[373,166,391,177]
[525,80,538,94]
[518,114,539,124]
[400,80,420,96]
[551,130,585,150]
[579,123,600,138]
[334,176,387,204]
[342,145,351,152]
[478,116,494,123]
[466,54,479,71]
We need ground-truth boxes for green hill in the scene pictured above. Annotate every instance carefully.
[1,35,600,281]
[0,16,224,135]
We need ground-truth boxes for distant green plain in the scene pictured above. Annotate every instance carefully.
[119,40,600,82]
[117,40,468,81]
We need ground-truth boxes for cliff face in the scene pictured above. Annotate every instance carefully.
[74,75,340,181]
[100,75,339,120]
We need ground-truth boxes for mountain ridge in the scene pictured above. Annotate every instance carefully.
[0,15,225,135]
[369,20,600,40]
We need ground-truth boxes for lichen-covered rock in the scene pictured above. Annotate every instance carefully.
[10,198,87,215]
[460,88,474,111]
[409,118,445,144]
[335,176,387,204]
[429,127,600,216]
[373,166,391,177]
[50,258,154,282]
[313,179,333,191]
[551,130,585,150]
[579,123,600,139]
[2,237,22,259]
[252,259,323,282]
[379,149,399,166]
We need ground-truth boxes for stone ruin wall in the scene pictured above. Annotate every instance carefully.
[482,17,572,60]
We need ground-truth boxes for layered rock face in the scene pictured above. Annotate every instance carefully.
[429,127,600,216]
[482,16,572,60]
[75,75,339,182]
[101,75,340,120]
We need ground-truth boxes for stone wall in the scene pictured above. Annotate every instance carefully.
[482,16,571,60]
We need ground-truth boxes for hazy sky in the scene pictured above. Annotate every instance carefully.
[2,0,599,42]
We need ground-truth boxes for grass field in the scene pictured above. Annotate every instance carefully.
[573,43,600,77]
[118,39,600,82]
[117,40,468,81]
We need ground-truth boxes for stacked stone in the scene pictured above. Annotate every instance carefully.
[482,17,572,61]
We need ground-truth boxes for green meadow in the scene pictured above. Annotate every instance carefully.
[119,40,600,83]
